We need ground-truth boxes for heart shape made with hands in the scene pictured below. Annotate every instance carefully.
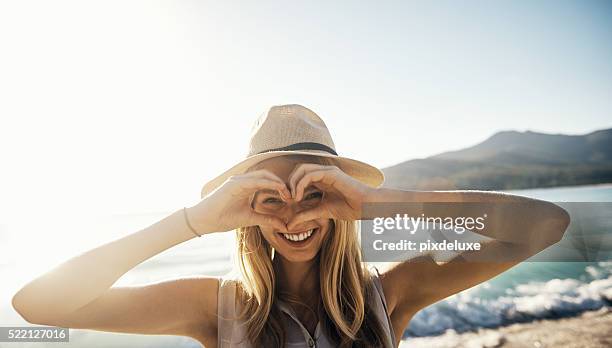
[252,163,372,230]
[190,162,376,235]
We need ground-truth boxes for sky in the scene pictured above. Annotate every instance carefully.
[1,0,611,218]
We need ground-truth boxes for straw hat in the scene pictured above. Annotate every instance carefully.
[200,104,385,199]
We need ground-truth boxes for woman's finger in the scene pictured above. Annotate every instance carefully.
[242,170,291,200]
[289,164,334,198]
[288,163,329,197]
[236,177,291,200]
[294,169,337,201]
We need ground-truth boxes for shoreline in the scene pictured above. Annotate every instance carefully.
[401,306,612,348]
[506,182,612,192]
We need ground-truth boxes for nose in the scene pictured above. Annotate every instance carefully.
[278,200,307,227]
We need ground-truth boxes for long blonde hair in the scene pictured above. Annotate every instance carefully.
[232,155,388,347]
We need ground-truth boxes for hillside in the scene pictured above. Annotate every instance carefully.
[382,128,612,190]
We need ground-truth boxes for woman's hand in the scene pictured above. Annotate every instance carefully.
[187,170,292,234]
[287,163,376,230]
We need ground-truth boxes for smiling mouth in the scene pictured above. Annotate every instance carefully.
[278,228,318,245]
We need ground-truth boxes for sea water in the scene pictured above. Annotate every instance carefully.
[401,184,612,338]
[0,184,610,347]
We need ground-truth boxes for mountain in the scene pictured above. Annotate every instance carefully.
[382,128,612,190]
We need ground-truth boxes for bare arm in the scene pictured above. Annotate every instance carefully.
[11,208,219,341]
[372,189,570,336]
[11,169,290,346]
[369,188,570,246]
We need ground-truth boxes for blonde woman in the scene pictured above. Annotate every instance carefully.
[12,104,570,348]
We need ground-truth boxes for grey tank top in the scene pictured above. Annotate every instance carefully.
[217,265,397,348]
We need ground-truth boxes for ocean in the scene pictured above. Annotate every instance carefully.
[400,184,612,340]
[0,184,610,347]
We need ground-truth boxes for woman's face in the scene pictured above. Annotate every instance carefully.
[250,156,331,263]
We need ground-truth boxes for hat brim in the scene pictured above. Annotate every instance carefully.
[200,150,385,199]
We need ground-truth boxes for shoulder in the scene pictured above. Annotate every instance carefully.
[191,275,250,347]
[172,276,221,346]
[143,276,220,321]
[217,276,251,318]
[172,276,220,313]
[216,276,252,346]
[374,258,433,324]
[366,264,384,291]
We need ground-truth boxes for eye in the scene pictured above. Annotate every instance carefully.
[304,191,323,201]
[263,197,284,204]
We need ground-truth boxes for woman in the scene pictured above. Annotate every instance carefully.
[12,104,570,348]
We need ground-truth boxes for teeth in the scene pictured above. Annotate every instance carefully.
[282,229,314,242]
